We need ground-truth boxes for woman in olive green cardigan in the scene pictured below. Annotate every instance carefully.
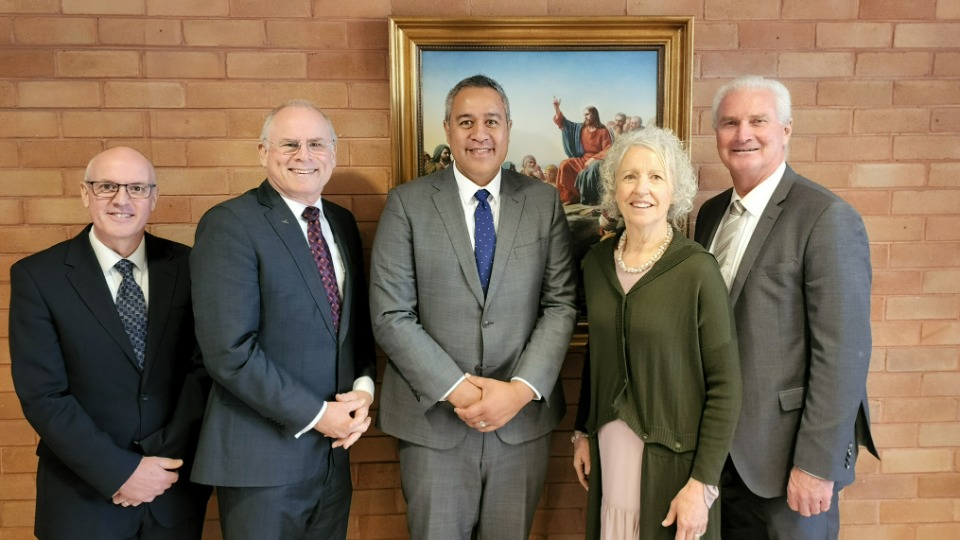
[572,127,741,540]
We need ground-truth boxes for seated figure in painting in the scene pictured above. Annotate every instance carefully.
[552,97,612,205]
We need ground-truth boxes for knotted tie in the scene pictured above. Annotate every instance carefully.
[115,259,147,368]
[713,199,746,289]
[302,206,341,332]
[474,189,496,294]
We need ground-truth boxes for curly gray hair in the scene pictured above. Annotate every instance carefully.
[598,126,698,229]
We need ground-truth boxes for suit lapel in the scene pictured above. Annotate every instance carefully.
[324,201,353,345]
[729,168,795,304]
[485,173,523,300]
[431,171,486,305]
[697,189,733,248]
[142,234,174,379]
[259,182,338,338]
[64,228,142,370]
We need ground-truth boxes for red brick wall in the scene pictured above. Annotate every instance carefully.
[1,2,958,539]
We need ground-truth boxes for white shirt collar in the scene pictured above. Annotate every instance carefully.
[88,228,147,274]
[733,161,786,217]
[452,162,502,206]
[279,193,325,222]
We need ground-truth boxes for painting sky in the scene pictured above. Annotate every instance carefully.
[421,49,660,169]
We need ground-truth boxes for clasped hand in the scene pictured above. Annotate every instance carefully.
[451,374,534,432]
[112,456,182,507]
[314,390,373,449]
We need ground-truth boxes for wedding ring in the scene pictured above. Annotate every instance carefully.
[479,420,487,428]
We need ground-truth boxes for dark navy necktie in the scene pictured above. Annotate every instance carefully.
[115,259,147,368]
[302,206,341,332]
[474,189,496,294]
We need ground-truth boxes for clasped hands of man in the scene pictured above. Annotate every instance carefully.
[449,373,535,432]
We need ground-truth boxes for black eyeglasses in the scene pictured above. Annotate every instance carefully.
[85,181,156,199]
[265,138,337,156]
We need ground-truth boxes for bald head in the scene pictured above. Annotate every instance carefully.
[85,146,156,184]
[81,146,159,257]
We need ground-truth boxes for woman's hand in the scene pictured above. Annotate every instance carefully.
[662,477,709,540]
[572,433,590,491]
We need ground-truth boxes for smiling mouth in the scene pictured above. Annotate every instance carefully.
[290,168,318,174]
[468,148,493,156]
[108,212,135,218]
[630,202,653,209]
[731,147,759,154]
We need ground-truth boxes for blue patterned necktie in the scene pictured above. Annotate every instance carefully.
[302,206,341,333]
[114,259,147,368]
[474,189,496,294]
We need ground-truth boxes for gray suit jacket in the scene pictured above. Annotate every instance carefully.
[190,181,376,487]
[370,168,578,449]
[694,165,878,498]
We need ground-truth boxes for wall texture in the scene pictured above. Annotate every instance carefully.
[1,1,958,539]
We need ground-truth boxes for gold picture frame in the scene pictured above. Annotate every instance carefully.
[388,16,694,187]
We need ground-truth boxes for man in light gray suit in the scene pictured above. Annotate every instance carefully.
[370,75,577,540]
[190,100,377,540]
[694,76,878,539]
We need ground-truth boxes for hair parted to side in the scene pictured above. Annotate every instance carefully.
[259,99,338,144]
[444,75,511,123]
[598,126,698,230]
[711,75,792,129]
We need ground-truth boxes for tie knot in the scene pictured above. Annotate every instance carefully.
[730,199,745,217]
[302,206,320,222]
[475,189,490,203]
[115,259,136,278]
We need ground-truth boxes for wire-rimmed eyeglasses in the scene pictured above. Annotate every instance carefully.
[264,138,337,156]
[84,181,157,199]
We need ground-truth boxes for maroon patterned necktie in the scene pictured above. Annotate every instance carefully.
[302,206,341,332]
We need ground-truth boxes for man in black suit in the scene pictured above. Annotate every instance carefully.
[190,100,377,540]
[10,146,211,539]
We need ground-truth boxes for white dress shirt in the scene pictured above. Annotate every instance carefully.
[709,161,786,282]
[88,229,149,307]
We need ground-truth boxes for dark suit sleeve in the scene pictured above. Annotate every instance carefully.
[10,262,140,499]
[191,205,327,437]
[792,201,873,480]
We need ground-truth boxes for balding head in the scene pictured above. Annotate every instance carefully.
[81,146,158,257]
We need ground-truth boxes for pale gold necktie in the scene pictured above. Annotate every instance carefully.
[713,199,745,289]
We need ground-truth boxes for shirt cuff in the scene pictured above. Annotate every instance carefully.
[354,376,375,399]
[439,375,468,401]
[510,377,542,401]
[295,402,327,439]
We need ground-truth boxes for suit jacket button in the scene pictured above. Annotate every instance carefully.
[474,364,483,375]
[481,320,492,328]
[140,393,149,401]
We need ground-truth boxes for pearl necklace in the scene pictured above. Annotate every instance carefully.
[616,225,673,274]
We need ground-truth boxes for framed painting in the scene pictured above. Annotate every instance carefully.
[388,17,694,336]
[388,16,694,187]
